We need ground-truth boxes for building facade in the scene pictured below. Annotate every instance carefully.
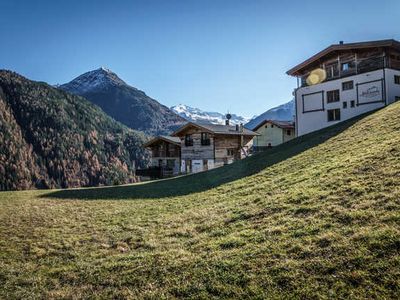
[252,120,295,151]
[172,122,258,173]
[143,136,181,176]
[287,39,400,136]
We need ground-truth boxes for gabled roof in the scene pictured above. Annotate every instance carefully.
[143,135,181,148]
[253,120,294,131]
[287,39,400,76]
[171,122,259,137]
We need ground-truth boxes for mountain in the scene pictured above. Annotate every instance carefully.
[245,99,295,130]
[0,70,149,191]
[171,104,251,125]
[60,68,186,135]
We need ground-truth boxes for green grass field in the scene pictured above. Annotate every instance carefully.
[1,103,400,299]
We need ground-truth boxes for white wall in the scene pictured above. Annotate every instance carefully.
[385,68,400,104]
[295,69,397,136]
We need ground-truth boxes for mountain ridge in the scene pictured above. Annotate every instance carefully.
[245,99,295,129]
[60,68,186,135]
[171,104,251,125]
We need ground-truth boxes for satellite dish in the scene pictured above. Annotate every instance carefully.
[226,113,232,120]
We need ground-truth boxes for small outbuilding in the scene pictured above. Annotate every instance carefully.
[252,120,295,151]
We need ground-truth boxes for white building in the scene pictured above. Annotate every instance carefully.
[287,39,400,136]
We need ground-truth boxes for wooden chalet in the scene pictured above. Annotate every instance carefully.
[171,122,258,173]
[142,136,181,177]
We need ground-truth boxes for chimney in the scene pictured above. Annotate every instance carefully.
[339,41,344,45]
[239,123,243,133]
[226,119,230,126]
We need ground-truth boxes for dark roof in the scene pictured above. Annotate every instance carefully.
[287,39,400,76]
[143,135,181,148]
[253,120,294,131]
[172,122,259,137]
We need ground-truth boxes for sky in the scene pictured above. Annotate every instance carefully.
[1,0,399,117]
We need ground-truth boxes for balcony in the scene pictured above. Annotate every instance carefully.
[300,56,388,87]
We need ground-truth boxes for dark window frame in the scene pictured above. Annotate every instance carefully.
[185,134,193,147]
[327,108,341,122]
[350,100,355,107]
[200,132,211,146]
[227,149,235,156]
[302,90,325,113]
[342,80,354,91]
[343,101,347,109]
[395,75,400,85]
[327,89,340,103]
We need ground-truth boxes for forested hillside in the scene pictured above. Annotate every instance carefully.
[0,70,149,191]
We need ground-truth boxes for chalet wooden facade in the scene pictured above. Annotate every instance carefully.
[287,39,400,136]
[172,122,258,173]
[252,120,295,151]
[143,136,181,176]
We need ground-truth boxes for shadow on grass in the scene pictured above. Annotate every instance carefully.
[44,112,372,200]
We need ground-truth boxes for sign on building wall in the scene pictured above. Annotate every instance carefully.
[357,79,385,105]
[302,91,324,113]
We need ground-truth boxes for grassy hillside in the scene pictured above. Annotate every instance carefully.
[0,70,149,190]
[1,102,400,298]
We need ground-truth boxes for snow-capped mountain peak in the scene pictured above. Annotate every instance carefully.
[171,104,250,125]
[60,67,127,94]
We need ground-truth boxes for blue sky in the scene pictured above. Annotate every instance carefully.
[1,0,399,116]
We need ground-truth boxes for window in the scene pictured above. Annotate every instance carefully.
[271,124,274,128]
[325,63,338,79]
[341,62,350,71]
[342,80,354,91]
[396,96,400,102]
[167,159,175,169]
[227,149,235,156]
[327,109,341,122]
[395,75,400,85]
[327,90,340,103]
[201,132,210,146]
[286,130,291,136]
[350,100,355,107]
[341,61,355,72]
[184,134,193,146]
[343,101,347,109]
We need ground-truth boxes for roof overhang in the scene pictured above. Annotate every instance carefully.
[172,122,259,137]
[171,122,214,136]
[253,120,294,131]
[287,39,400,76]
[143,136,181,148]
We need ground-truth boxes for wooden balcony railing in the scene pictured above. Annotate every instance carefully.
[300,56,394,87]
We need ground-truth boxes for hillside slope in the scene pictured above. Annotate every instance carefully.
[0,70,149,190]
[1,103,400,298]
[60,68,186,135]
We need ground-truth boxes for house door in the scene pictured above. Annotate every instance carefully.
[203,159,208,171]
[186,160,192,173]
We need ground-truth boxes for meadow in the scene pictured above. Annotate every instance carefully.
[1,103,399,299]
